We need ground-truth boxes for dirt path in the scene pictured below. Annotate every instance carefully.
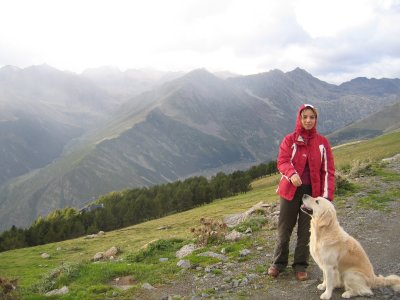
[138,156,400,300]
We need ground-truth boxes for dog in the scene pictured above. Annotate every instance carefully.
[301,194,400,299]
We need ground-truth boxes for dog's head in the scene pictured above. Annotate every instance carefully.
[301,194,337,227]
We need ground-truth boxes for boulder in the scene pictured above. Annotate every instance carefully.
[176,243,196,258]
[93,252,104,261]
[225,230,243,241]
[104,246,118,258]
[177,259,191,269]
[45,286,68,296]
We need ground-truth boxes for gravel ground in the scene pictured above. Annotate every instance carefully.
[137,156,400,300]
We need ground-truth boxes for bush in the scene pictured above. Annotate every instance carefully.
[190,217,228,246]
[348,160,376,178]
[335,172,356,196]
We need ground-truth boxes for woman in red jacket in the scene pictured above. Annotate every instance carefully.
[268,103,335,281]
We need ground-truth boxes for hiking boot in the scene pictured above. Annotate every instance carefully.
[295,271,308,281]
[268,266,280,278]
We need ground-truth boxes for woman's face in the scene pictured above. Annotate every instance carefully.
[301,108,316,130]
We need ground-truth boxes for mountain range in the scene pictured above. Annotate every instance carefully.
[0,65,399,231]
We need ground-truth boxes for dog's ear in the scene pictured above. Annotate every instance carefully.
[315,207,335,228]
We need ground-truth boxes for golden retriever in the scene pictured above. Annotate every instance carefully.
[301,194,400,299]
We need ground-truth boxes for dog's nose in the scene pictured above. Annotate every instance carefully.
[302,194,310,200]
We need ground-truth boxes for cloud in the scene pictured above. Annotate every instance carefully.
[0,0,400,83]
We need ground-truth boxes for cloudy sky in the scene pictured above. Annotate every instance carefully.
[1,0,399,84]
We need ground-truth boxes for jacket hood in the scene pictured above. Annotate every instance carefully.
[294,103,318,142]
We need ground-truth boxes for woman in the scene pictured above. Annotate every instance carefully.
[268,103,335,281]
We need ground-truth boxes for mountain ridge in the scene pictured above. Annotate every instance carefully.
[0,66,399,231]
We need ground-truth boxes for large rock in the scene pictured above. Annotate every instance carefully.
[176,243,196,258]
[104,246,118,258]
[225,230,243,241]
[224,201,277,227]
[45,286,69,296]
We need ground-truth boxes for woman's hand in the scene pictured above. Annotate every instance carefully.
[290,174,302,187]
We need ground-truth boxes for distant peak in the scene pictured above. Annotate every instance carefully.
[182,68,218,81]
[287,67,311,76]
[25,64,61,74]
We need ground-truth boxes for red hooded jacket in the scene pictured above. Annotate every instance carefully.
[276,104,335,201]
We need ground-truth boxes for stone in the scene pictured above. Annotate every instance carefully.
[45,286,68,296]
[93,252,104,261]
[177,259,191,269]
[104,246,118,258]
[225,230,243,241]
[159,257,169,262]
[142,282,156,290]
[176,243,196,258]
[239,249,251,257]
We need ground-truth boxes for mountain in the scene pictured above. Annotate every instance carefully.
[0,64,118,186]
[327,101,400,145]
[0,67,399,231]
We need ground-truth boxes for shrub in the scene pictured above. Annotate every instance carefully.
[335,172,356,196]
[348,160,376,178]
[190,217,227,246]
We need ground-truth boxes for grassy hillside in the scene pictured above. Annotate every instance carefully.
[327,102,400,145]
[0,131,399,299]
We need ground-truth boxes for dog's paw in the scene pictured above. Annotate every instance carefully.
[320,291,332,300]
[317,283,326,290]
[341,291,352,298]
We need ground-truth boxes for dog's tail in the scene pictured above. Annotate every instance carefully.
[373,274,400,292]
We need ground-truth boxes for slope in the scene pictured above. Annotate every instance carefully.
[327,101,400,145]
[0,131,399,299]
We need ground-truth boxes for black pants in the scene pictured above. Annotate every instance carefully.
[271,185,312,272]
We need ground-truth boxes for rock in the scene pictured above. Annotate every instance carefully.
[84,234,97,239]
[225,230,243,241]
[104,246,118,258]
[157,225,172,230]
[93,252,104,261]
[41,253,50,259]
[176,243,196,258]
[177,259,191,269]
[97,231,105,236]
[224,201,274,227]
[244,227,252,234]
[45,286,68,296]
[224,213,247,228]
[159,258,169,262]
[142,282,156,290]
[239,249,251,257]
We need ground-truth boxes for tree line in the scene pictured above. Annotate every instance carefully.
[0,161,277,252]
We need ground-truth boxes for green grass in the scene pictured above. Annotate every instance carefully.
[332,131,400,169]
[357,188,400,210]
[0,131,399,299]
